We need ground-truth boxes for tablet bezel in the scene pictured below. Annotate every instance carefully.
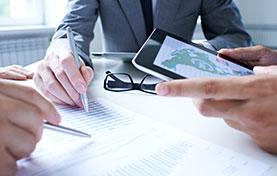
[132,28,254,80]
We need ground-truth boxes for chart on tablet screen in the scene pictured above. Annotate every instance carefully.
[154,36,253,78]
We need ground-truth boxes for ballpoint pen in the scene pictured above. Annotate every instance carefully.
[66,27,89,112]
[44,122,91,138]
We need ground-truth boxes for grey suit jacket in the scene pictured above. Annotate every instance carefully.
[51,0,252,67]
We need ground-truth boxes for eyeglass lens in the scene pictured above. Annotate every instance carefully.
[105,73,133,91]
[140,75,160,94]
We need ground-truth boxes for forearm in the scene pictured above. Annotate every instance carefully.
[207,33,252,50]
[50,0,99,67]
[47,39,93,67]
[201,0,252,50]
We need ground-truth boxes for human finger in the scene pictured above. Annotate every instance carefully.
[80,65,94,84]
[0,148,17,176]
[254,66,277,75]
[224,119,245,132]
[9,65,33,75]
[34,72,66,105]
[219,46,265,61]
[59,52,87,94]
[156,75,277,99]
[0,79,61,125]
[196,97,276,137]
[1,124,37,160]
[192,98,244,120]
[10,66,34,79]
[193,99,262,136]
[38,64,75,106]
[237,98,277,131]
[47,54,82,107]
[2,70,27,80]
[1,95,43,141]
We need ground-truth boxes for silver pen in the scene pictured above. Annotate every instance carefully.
[44,122,91,138]
[66,27,89,112]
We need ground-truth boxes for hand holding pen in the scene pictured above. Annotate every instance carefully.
[34,27,94,108]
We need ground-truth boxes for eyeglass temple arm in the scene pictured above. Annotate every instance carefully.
[107,80,133,88]
[139,84,156,90]
[108,80,156,90]
[106,71,127,84]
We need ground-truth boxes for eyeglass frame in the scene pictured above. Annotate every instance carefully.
[103,71,158,94]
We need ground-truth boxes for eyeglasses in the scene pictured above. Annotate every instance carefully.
[104,71,161,94]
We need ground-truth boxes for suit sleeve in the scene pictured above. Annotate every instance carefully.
[49,0,99,67]
[200,0,252,50]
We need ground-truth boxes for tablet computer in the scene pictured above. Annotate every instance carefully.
[132,29,254,80]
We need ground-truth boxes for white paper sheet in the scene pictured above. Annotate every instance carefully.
[17,98,271,176]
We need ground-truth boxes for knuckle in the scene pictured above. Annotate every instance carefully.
[33,73,39,82]
[224,120,238,130]
[171,82,183,96]
[37,60,47,71]
[35,124,44,142]
[55,69,65,80]
[258,45,271,56]
[44,53,55,63]
[244,111,270,129]
[14,136,36,159]
[43,102,56,116]
[46,81,57,92]
[23,134,37,156]
[255,117,270,129]
[34,100,56,121]
[25,87,40,99]
[43,91,53,100]
[196,100,213,117]
[256,45,266,51]
[60,54,73,67]
[25,137,37,156]
[203,80,218,96]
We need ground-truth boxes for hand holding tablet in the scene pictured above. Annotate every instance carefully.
[132,29,254,80]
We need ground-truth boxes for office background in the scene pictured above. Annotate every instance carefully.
[0,0,276,67]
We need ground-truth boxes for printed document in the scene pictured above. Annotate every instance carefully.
[17,98,271,176]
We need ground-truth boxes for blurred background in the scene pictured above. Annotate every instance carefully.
[0,0,276,67]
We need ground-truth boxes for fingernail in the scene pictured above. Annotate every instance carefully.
[76,81,86,93]
[156,83,169,96]
[218,48,230,54]
[253,66,268,74]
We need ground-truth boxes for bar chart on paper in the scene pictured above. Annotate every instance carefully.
[17,98,271,176]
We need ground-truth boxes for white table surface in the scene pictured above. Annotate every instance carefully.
[26,58,277,175]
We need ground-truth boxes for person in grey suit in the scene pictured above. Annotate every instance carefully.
[34,0,252,107]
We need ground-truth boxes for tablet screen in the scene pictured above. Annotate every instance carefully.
[153,36,253,78]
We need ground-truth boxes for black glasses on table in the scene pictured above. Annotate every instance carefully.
[104,71,162,94]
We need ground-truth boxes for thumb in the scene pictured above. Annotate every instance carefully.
[254,66,277,75]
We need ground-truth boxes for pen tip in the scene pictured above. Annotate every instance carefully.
[84,106,89,113]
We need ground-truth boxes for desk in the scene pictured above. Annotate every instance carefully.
[26,58,277,175]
